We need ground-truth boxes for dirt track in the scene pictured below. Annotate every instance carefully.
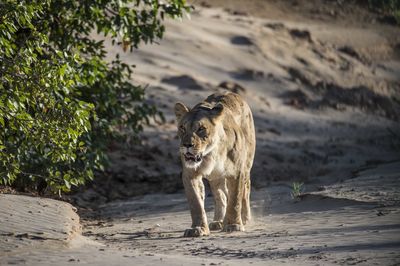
[3,163,399,265]
[81,162,400,265]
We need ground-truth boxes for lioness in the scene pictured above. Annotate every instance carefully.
[174,92,256,237]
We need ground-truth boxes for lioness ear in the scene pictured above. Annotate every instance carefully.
[174,102,189,121]
[210,103,224,118]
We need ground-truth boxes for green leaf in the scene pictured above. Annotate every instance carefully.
[64,179,71,190]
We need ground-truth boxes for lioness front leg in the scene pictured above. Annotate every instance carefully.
[209,178,228,231]
[182,176,210,237]
[223,177,244,232]
[241,177,251,225]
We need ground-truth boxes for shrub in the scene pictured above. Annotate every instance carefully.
[368,0,400,23]
[0,0,190,193]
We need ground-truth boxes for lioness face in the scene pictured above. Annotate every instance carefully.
[175,102,223,169]
[178,118,216,169]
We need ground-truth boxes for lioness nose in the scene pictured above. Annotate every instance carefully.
[183,143,193,148]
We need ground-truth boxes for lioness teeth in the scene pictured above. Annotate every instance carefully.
[184,153,202,162]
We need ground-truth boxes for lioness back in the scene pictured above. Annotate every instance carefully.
[199,92,256,169]
[205,92,256,168]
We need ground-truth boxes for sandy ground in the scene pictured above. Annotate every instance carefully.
[2,163,400,265]
[1,1,400,265]
[78,162,400,265]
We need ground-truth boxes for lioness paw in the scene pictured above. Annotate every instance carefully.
[223,224,244,232]
[209,221,223,231]
[183,227,209,237]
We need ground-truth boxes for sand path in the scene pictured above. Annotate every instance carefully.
[2,163,399,265]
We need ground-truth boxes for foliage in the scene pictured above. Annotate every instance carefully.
[368,0,400,11]
[368,0,400,23]
[290,182,304,201]
[0,0,190,193]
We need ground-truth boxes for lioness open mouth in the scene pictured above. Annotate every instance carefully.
[184,152,202,163]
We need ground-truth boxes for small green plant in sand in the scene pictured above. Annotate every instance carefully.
[291,182,305,201]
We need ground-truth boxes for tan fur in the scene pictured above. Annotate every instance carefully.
[174,92,256,237]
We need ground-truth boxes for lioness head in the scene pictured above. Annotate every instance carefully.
[174,102,224,169]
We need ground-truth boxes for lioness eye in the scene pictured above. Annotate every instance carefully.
[197,126,205,133]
